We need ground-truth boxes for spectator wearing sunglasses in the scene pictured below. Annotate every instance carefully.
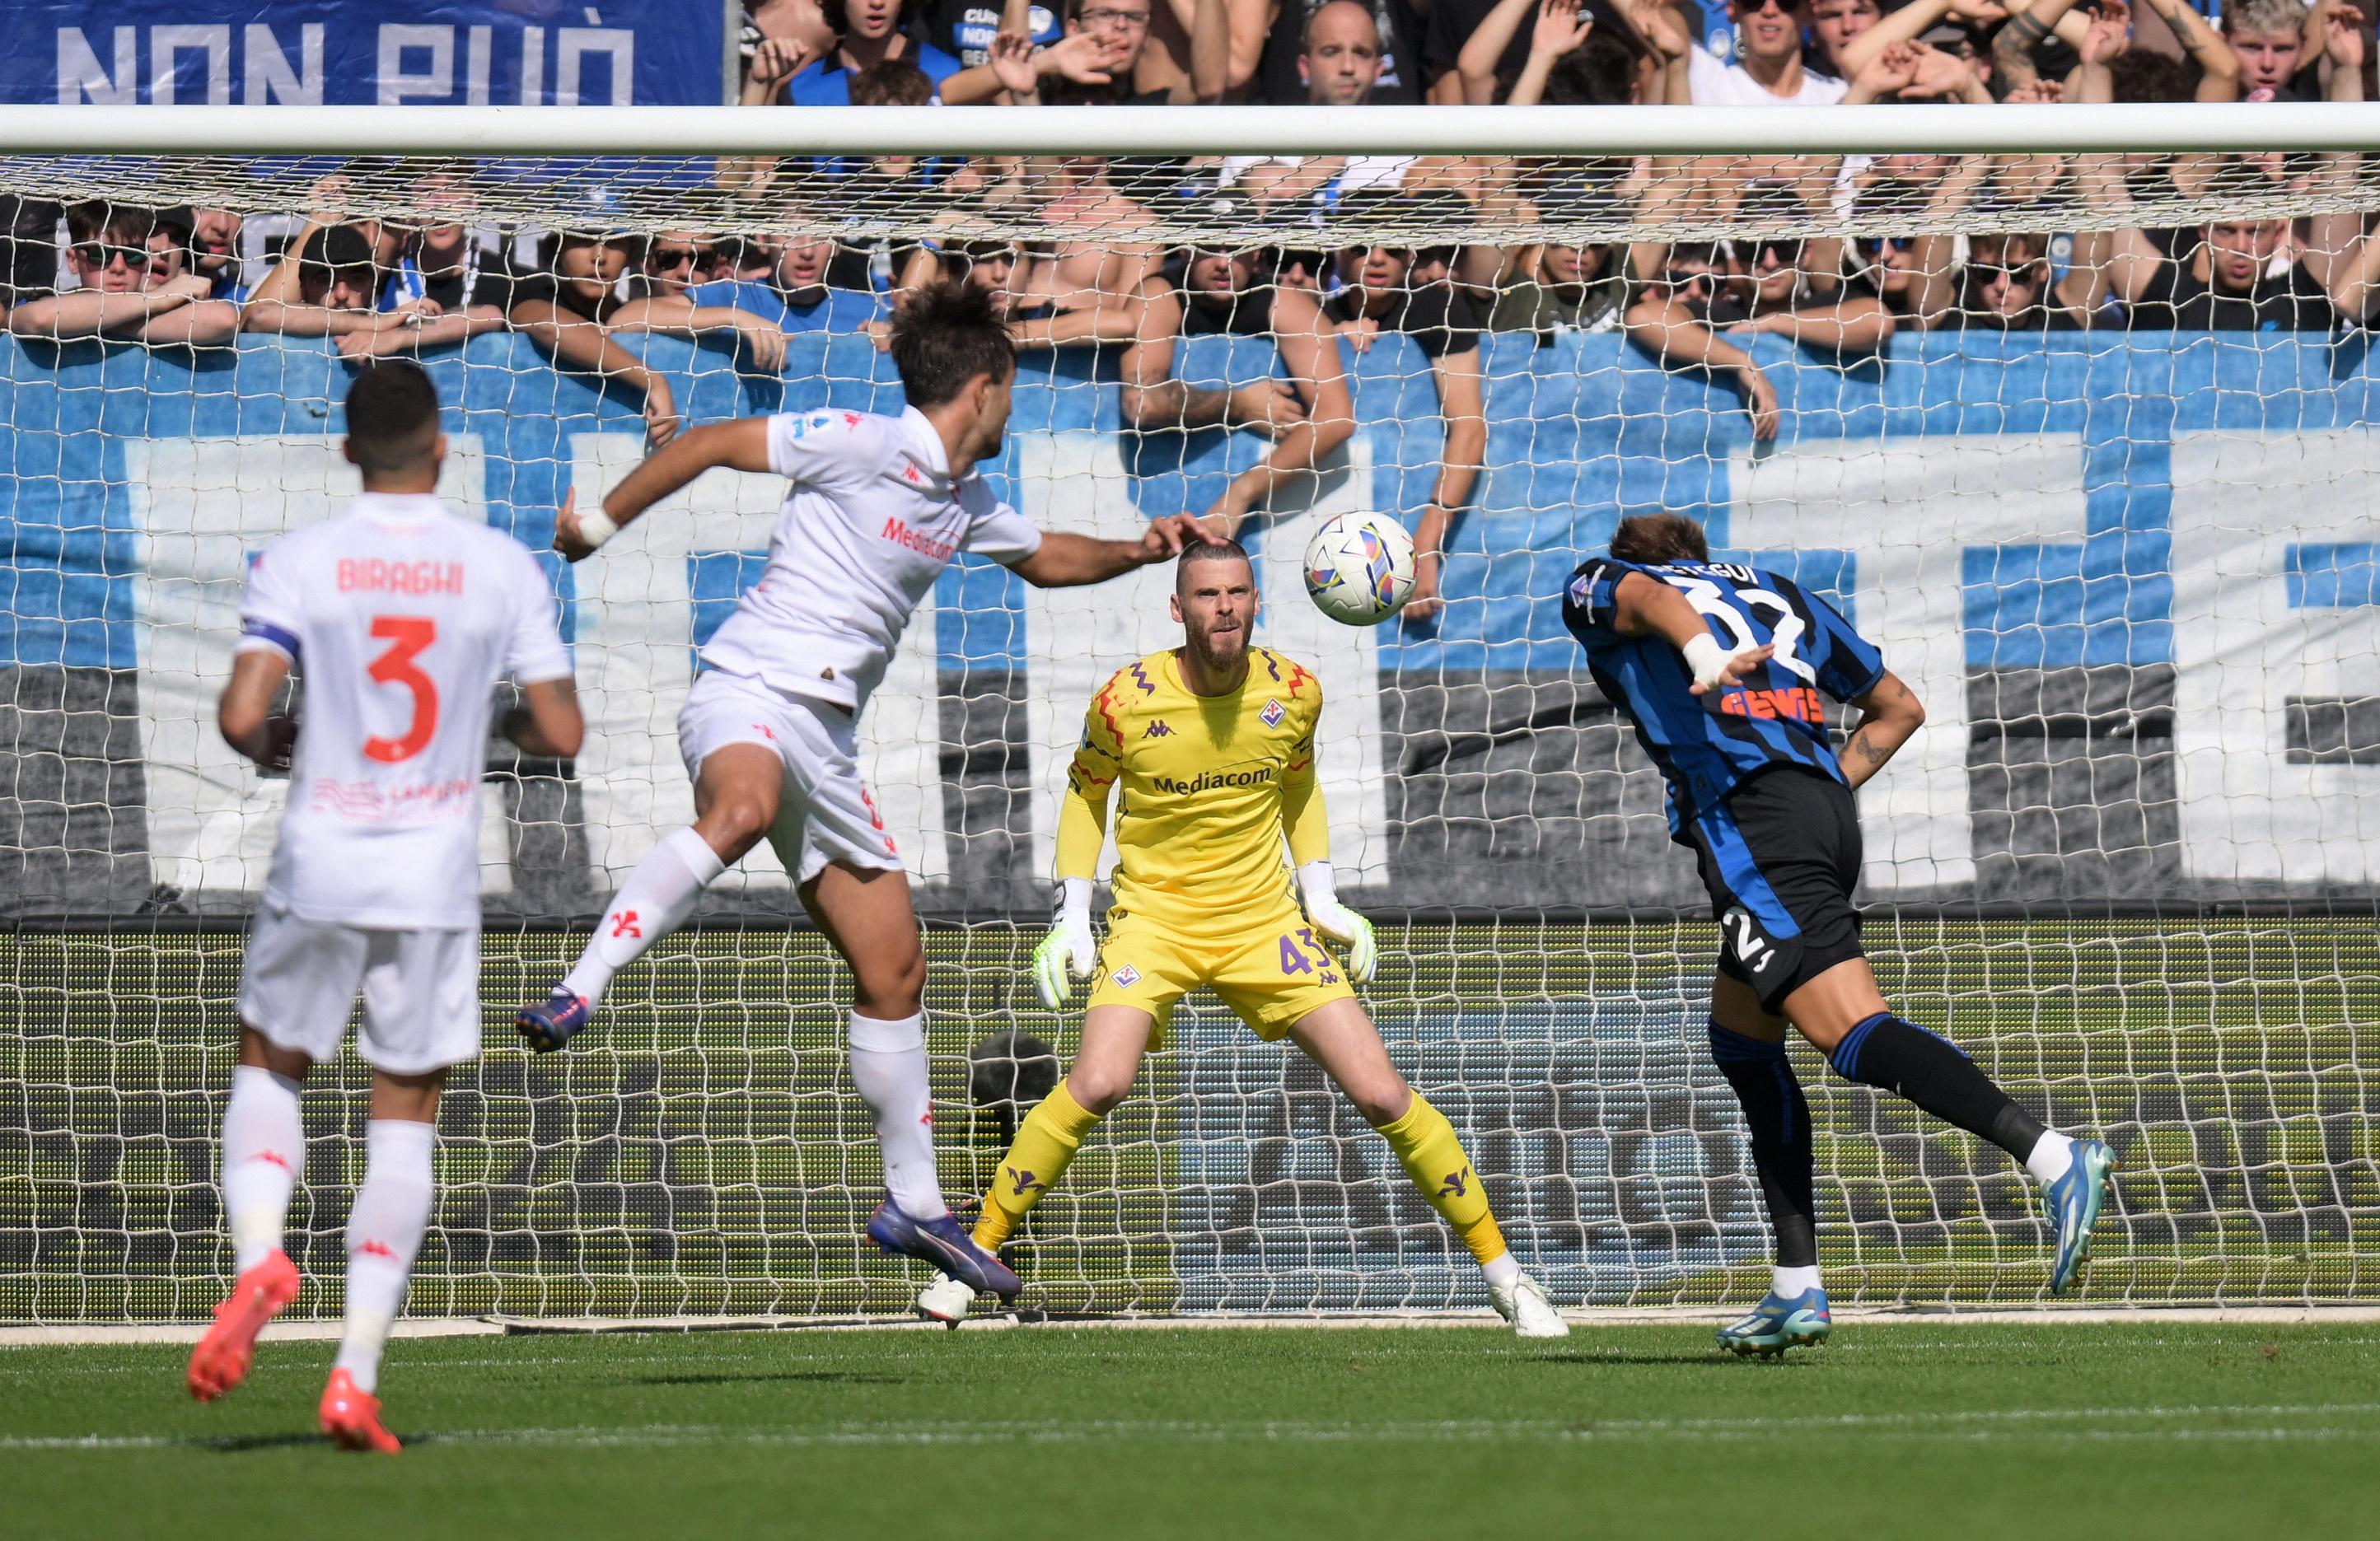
[1909,231,2106,332]
[10,203,238,348]
[1686,0,1845,105]
[630,233,719,301]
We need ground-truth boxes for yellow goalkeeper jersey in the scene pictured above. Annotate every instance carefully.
[1058,647,1330,938]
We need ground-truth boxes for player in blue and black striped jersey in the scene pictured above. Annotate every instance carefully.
[1563,512,2118,1357]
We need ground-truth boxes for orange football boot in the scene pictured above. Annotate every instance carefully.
[186,1249,301,1402]
[319,1368,402,1454]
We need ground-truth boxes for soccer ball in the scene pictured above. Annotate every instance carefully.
[1302,512,1416,626]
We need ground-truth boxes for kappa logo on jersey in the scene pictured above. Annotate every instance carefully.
[1143,719,1173,738]
[1112,964,1142,988]
[751,722,776,740]
[352,1240,398,1261]
[249,1149,292,1171]
[1260,699,1286,727]
[610,909,643,940]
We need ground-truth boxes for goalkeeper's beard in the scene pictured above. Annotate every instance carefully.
[1184,616,1250,681]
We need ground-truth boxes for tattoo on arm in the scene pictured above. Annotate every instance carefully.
[1851,731,1892,766]
[2008,13,2048,45]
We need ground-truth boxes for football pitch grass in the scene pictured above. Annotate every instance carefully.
[4,1320,2377,1539]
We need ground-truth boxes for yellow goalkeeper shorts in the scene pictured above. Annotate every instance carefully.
[1084,904,1357,1045]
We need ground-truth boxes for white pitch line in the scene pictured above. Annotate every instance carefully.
[7,1404,2378,1454]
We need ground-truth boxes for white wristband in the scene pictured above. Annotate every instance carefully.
[1296,859,1337,908]
[575,505,621,549]
[1681,633,1733,692]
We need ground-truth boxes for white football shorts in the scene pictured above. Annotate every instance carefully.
[676,669,905,884]
[236,907,483,1074]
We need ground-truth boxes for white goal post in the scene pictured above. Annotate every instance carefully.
[0,104,2376,1324]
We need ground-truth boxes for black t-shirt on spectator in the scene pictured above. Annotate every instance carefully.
[1256,0,1424,105]
[2126,257,2336,331]
[1325,282,1484,357]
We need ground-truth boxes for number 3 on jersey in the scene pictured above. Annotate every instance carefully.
[364,616,439,763]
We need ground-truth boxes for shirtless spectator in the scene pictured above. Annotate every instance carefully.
[895,236,1143,349]
[9,203,239,348]
[1325,214,1487,621]
[1120,222,1354,536]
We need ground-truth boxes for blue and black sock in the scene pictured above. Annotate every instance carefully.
[1828,1012,2046,1161]
[1708,1022,1817,1269]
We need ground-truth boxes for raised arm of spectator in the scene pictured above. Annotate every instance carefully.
[1199,287,1356,535]
[1837,0,2008,81]
[2319,1,2368,100]
[2063,0,2129,100]
[1405,341,1486,621]
[1185,0,1237,100]
[1625,0,1695,105]
[1992,0,2097,90]
[511,296,681,448]
[1120,274,1312,436]
[2303,10,2370,297]
[609,293,793,374]
[1623,287,1782,441]
[1457,0,1545,104]
[2137,0,2239,100]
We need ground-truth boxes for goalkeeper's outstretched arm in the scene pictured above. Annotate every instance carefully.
[553,418,775,561]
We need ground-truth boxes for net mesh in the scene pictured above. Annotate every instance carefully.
[2,140,2378,1322]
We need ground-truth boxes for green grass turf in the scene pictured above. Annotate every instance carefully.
[4,1321,2378,1539]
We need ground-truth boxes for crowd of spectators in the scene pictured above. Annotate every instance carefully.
[0,0,2376,615]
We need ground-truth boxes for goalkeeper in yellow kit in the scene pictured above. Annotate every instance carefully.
[915,536,1566,1336]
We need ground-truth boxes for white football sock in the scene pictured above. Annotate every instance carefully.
[846,1011,947,1221]
[334,1119,436,1396]
[561,827,725,1004]
[220,1065,305,1272]
[1481,1253,1522,1289]
[2024,1130,2076,1186]
[1774,1264,1824,1299]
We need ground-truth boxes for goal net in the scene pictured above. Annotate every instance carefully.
[2,105,2377,1324]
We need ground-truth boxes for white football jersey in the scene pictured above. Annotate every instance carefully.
[236,493,573,928]
[695,405,1043,712]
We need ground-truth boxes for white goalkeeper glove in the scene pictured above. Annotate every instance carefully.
[1032,877,1098,1009]
[1297,861,1377,985]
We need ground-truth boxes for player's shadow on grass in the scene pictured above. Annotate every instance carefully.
[629,1370,907,1388]
[196,1432,334,1454]
[1531,1351,1751,1368]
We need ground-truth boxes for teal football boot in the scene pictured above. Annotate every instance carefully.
[1716,1287,1831,1357]
[2045,1140,2119,1296]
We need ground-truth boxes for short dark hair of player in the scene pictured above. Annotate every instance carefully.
[1608,511,1709,566]
[1176,534,1253,593]
[891,279,1016,409]
[344,361,442,478]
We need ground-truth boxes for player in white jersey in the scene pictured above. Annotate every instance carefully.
[514,282,1204,1294]
[187,362,584,1453]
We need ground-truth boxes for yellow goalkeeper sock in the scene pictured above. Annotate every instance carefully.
[1379,1093,1509,1268]
[972,1080,1101,1253]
